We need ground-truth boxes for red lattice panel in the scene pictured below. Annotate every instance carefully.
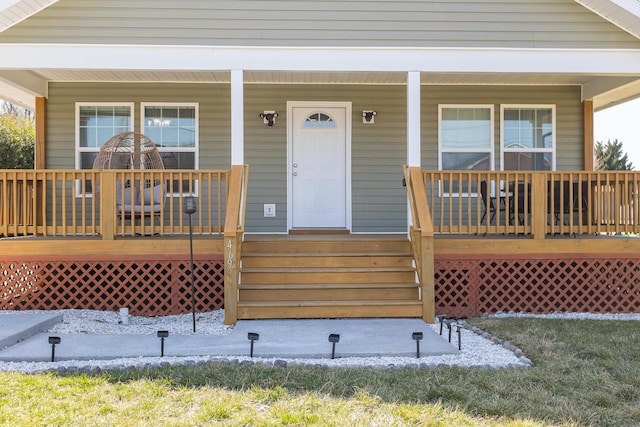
[434,260,478,318]
[0,257,224,315]
[435,255,640,318]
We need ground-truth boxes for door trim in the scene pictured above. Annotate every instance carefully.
[286,101,352,231]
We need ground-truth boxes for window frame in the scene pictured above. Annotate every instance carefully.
[438,104,495,197]
[75,102,135,197]
[140,102,200,196]
[500,104,556,171]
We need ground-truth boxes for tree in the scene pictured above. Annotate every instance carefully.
[594,139,634,171]
[0,101,35,169]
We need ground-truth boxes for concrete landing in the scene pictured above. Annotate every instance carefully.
[0,317,458,362]
[0,312,63,350]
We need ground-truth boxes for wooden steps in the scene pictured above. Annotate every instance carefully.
[236,235,422,319]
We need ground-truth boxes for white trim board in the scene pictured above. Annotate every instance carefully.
[2,44,640,75]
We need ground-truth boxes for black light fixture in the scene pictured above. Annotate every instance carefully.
[48,336,61,362]
[157,330,169,357]
[436,314,447,335]
[328,333,340,359]
[184,196,197,333]
[411,332,423,358]
[455,323,462,351]
[362,110,377,123]
[247,332,259,358]
[259,111,278,127]
[444,319,456,343]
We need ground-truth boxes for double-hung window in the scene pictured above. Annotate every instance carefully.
[501,105,555,170]
[76,103,134,195]
[76,103,134,170]
[439,105,494,194]
[141,103,199,194]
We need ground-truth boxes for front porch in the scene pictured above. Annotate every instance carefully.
[2,167,640,323]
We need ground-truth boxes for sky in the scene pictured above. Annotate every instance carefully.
[594,98,640,170]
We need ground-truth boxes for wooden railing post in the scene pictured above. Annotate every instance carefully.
[406,166,435,323]
[532,174,546,240]
[100,171,116,240]
[223,165,248,325]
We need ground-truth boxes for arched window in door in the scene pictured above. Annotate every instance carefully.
[304,112,336,128]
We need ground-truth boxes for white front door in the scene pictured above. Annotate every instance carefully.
[288,102,351,229]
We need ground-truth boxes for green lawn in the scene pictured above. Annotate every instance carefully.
[1,318,639,426]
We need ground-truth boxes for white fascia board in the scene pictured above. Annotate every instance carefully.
[2,44,640,75]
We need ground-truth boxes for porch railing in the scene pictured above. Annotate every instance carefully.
[0,169,234,238]
[403,165,435,322]
[223,164,249,325]
[421,170,640,237]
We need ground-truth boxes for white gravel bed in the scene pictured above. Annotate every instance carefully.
[3,310,637,374]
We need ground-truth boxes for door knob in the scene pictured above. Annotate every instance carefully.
[293,163,298,168]
[293,172,298,176]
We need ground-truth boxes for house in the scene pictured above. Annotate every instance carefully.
[1,0,640,324]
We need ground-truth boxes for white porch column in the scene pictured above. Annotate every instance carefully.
[231,69,244,165]
[407,71,421,167]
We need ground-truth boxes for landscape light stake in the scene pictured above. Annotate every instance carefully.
[436,314,447,335]
[184,196,197,333]
[48,336,61,362]
[157,330,169,357]
[247,332,259,357]
[328,333,340,359]
[444,319,456,343]
[412,332,423,358]
[456,323,462,350]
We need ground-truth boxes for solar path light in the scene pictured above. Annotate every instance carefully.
[444,319,456,343]
[157,330,169,357]
[247,332,259,358]
[48,336,61,362]
[436,314,447,335]
[328,333,340,359]
[184,196,197,333]
[412,332,423,358]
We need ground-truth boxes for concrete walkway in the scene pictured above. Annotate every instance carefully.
[0,314,458,362]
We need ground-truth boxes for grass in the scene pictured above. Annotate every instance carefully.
[1,318,639,426]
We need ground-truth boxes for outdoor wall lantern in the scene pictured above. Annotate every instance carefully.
[362,110,377,124]
[184,196,197,333]
[157,330,169,357]
[328,333,340,359]
[412,332,423,358]
[247,332,260,358]
[259,111,278,127]
[48,336,61,362]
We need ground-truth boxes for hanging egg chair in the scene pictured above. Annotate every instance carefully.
[92,132,166,223]
[92,131,164,170]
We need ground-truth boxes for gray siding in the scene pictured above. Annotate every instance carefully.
[1,0,639,49]
[46,82,231,170]
[421,85,583,170]
[46,82,583,233]
[244,85,408,233]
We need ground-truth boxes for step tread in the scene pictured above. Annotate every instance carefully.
[240,266,416,273]
[239,282,419,289]
[237,300,422,307]
[242,253,414,258]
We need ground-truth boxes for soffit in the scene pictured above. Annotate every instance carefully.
[35,69,592,86]
[575,0,640,39]
[0,0,58,32]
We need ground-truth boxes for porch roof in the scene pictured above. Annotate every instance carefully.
[0,0,640,111]
[1,45,640,112]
